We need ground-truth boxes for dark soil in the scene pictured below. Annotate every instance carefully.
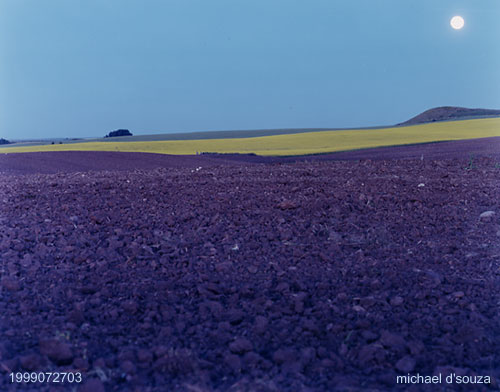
[1,149,500,391]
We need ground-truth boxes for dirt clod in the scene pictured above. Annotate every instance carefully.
[39,340,73,365]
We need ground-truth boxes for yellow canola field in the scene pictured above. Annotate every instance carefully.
[1,118,499,156]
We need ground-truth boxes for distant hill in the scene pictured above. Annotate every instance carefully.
[399,106,500,126]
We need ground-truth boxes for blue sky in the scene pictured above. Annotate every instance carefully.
[1,0,499,139]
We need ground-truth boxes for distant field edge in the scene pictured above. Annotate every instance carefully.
[1,117,499,156]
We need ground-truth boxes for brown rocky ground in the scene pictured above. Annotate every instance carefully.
[0,145,499,391]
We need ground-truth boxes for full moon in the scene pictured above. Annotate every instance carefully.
[450,15,465,30]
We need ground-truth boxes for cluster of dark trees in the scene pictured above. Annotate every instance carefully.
[105,129,133,138]
[0,138,11,145]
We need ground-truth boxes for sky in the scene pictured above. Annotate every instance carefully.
[1,0,499,140]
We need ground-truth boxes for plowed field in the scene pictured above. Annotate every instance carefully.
[1,144,499,391]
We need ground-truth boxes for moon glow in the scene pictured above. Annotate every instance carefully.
[450,16,465,30]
